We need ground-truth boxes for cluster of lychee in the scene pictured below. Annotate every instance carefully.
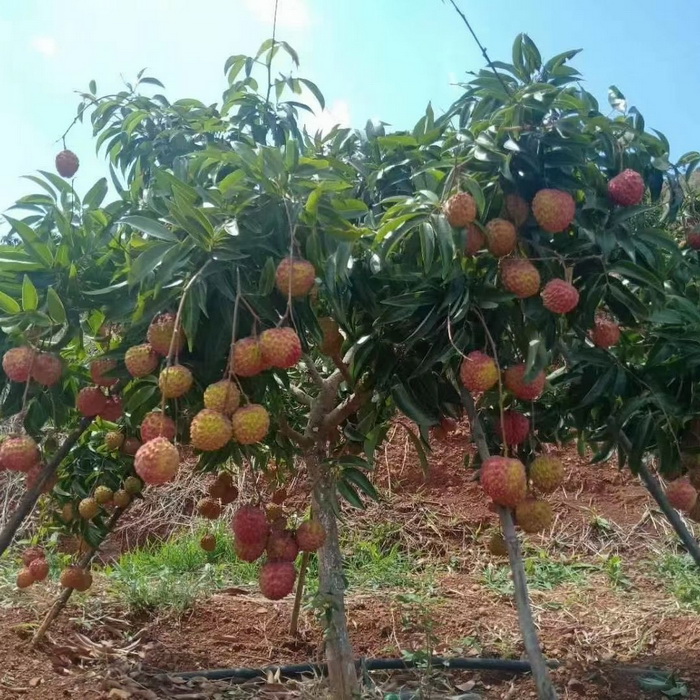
[15,546,50,589]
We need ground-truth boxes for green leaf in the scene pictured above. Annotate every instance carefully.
[401,423,429,475]
[342,467,379,501]
[337,479,364,509]
[298,78,325,109]
[82,178,108,210]
[21,275,38,311]
[608,85,627,112]
[609,261,664,293]
[258,257,276,295]
[46,288,67,324]
[4,216,53,267]
[121,215,179,242]
[0,291,20,314]
[128,242,176,286]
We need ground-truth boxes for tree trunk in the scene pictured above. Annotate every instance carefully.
[308,454,359,699]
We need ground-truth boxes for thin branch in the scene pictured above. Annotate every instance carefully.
[279,415,314,450]
[290,385,313,406]
[331,351,353,387]
[303,354,325,389]
[323,392,367,432]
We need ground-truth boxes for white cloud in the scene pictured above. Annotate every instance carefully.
[243,0,311,30]
[306,99,351,135]
[30,36,58,57]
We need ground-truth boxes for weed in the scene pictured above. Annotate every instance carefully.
[604,554,632,590]
[656,554,700,612]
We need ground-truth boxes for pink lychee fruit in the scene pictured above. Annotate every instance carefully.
[259,561,296,600]
[541,279,579,314]
[532,189,576,233]
[460,351,498,393]
[134,437,179,485]
[260,328,302,369]
[608,169,645,207]
[480,456,527,508]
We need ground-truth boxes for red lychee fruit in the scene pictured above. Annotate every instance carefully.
[113,489,131,508]
[78,497,99,520]
[90,358,118,387]
[158,364,193,398]
[140,411,176,443]
[190,409,233,451]
[28,557,49,582]
[266,530,299,562]
[209,472,238,503]
[505,194,529,227]
[200,534,216,552]
[197,497,223,520]
[100,395,123,422]
[260,327,302,369]
[122,437,142,456]
[104,431,124,451]
[25,463,57,493]
[686,227,700,250]
[541,279,579,314]
[590,316,621,349]
[295,519,326,552]
[2,346,35,382]
[134,436,179,485]
[76,570,93,592]
[124,344,159,377]
[147,313,185,356]
[231,337,266,377]
[231,404,270,444]
[318,317,343,356]
[17,568,34,589]
[60,566,83,589]
[501,258,541,298]
[31,352,62,386]
[76,386,107,417]
[259,561,296,600]
[234,537,267,562]
[480,456,527,508]
[444,192,477,227]
[203,380,240,415]
[529,456,565,494]
[124,476,143,494]
[464,223,486,255]
[608,169,645,207]
[0,436,40,472]
[504,364,546,401]
[487,532,508,557]
[460,351,498,393]
[515,498,554,533]
[532,189,576,233]
[496,410,530,446]
[55,149,79,178]
[486,218,517,257]
[232,505,270,545]
[666,478,698,513]
[21,546,45,566]
[275,257,316,298]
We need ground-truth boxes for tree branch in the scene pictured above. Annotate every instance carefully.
[331,351,353,387]
[279,415,314,450]
[303,354,325,389]
[323,392,367,432]
[290,385,313,406]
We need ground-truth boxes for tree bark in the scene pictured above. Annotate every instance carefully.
[290,551,309,637]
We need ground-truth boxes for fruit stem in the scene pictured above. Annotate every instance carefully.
[290,551,310,636]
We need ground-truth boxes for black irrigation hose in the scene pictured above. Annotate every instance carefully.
[165,655,560,682]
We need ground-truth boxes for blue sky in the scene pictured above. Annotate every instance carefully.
[1,0,699,214]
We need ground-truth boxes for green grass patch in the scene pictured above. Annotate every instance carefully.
[656,553,700,612]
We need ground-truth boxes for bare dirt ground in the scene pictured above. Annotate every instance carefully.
[1,423,700,699]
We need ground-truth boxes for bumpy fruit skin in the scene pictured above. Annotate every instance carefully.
[608,169,644,207]
[487,532,508,556]
[134,437,179,485]
[0,436,40,472]
[104,431,124,451]
[505,194,529,227]
[56,150,79,178]
[480,456,527,507]
[666,478,698,513]
[17,568,34,589]
[444,192,477,227]
[61,503,74,523]
[77,387,108,417]
[515,499,554,533]
[79,497,99,520]
[591,316,621,348]
[158,364,193,398]
[541,279,579,314]
[231,337,266,377]
[113,490,131,508]
[295,519,326,552]
[529,456,565,494]
[124,344,159,378]
[94,485,113,504]
[90,358,118,387]
[200,534,216,552]
[464,224,486,255]
[501,259,541,298]
[124,476,143,494]
[21,546,45,566]
[460,351,498,393]
[31,352,62,386]
[60,566,83,589]
[147,313,185,356]
[318,317,343,356]
[496,410,530,446]
[504,364,546,401]
[486,218,517,257]
[275,257,316,298]
[25,463,57,493]
[234,537,267,562]
[197,497,223,520]
[232,505,270,546]
[266,530,299,562]
[190,409,233,451]
[686,228,700,250]
[204,381,240,415]
[28,557,49,582]
[532,189,575,233]
[2,346,35,382]
[231,404,270,444]
[122,438,142,456]
[76,570,93,592]
[259,561,296,600]
[260,328,302,369]
[140,411,177,443]
[100,396,123,422]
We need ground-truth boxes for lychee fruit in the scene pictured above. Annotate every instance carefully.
[231,337,266,377]
[134,436,179,485]
[260,328,302,369]
[76,386,108,417]
[501,258,541,298]
[231,404,270,444]
[234,537,267,562]
[90,358,118,387]
[197,497,223,520]
[113,490,131,508]
[666,478,698,513]
[147,313,185,356]
[295,519,326,552]
[318,317,343,356]
[444,192,477,227]
[17,568,34,589]
[60,566,83,589]
[505,194,529,227]
[515,498,554,533]
[486,218,517,257]
[608,169,645,207]
[232,505,270,545]
[122,438,142,456]
[0,436,40,472]
[28,557,49,582]
[78,497,99,520]
[591,316,621,349]
[460,351,498,393]
[431,417,457,442]
[21,546,45,566]
[31,352,62,386]
[124,344,159,377]
[190,409,233,451]
[266,530,299,562]
[541,279,579,314]
[209,472,238,503]
[76,570,93,592]
[532,189,576,233]
[140,411,177,443]
[124,476,143,494]
[100,395,123,422]
[487,532,508,557]
[464,223,486,256]
[55,149,79,178]
[24,463,56,493]
[504,364,546,401]
[259,561,296,600]
[94,485,113,504]
[2,346,35,382]
[496,410,530,446]
[529,456,565,494]
[158,364,193,398]
[203,380,240,415]
[200,534,216,552]
[686,227,700,250]
[480,456,527,507]
[104,431,124,451]
[275,257,316,298]
[61,503,74,523]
